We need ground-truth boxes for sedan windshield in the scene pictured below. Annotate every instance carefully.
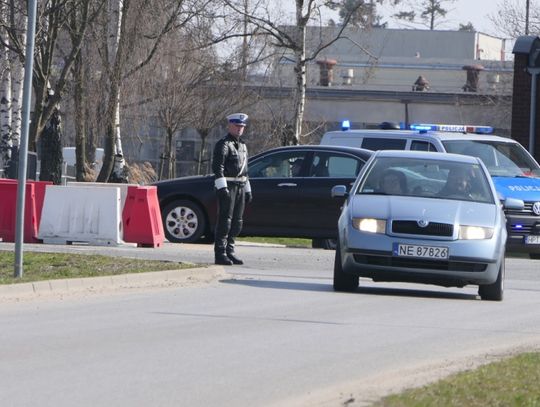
[442,140,540,178]
[358,157,495,204]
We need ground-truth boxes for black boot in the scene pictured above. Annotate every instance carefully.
[227,252,244,265]
[215,254,233,266]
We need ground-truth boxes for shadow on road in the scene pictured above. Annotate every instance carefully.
[220,278,478,300]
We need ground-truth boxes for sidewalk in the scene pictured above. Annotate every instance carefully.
[0,239,288,301]
[0,265,227,301]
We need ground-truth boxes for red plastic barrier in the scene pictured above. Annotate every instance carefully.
[0,181,39,243]
[0,179,52,232]
[122,186,165,248]
[30,181,53,226]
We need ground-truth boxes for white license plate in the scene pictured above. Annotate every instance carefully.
[525,235,540,244]
[393,243,449,259]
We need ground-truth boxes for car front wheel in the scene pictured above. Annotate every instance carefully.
[478,258,505,301]
[333,241,358,292]
[312,238,337,250]
[162,200,207,243]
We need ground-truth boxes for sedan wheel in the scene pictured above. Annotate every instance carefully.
[333,241,358,292]
[162,200,206,243]
[478,257,505,301]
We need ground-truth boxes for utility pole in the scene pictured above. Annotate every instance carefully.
[14,0,38,278]
[525,0,530,35]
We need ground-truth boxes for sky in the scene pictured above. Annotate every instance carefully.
[277,0,505,36]
[376,0,502,35]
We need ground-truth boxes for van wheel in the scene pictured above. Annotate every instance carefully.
[529,253,540,260]
[333,241,358,292]
[478,258,505,301]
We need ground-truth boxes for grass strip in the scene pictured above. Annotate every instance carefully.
[0,251,195,285]
[237,236,312,247]
[372,352,540,406]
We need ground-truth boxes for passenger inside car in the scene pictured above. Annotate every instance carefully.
[379,169,407,195]
[290,159,304,177]
[438,167,473,199]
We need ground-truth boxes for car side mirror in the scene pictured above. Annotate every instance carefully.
[502,197,524,211]
[331,185,348,198]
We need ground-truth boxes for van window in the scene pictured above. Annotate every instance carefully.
[361,138,407,151]
[411,140,437,151]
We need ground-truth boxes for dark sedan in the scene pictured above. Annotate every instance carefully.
[153,145,372,244]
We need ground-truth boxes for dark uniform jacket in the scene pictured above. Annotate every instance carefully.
[212,134,249,189]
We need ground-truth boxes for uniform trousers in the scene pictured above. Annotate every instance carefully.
[215,182,246,256]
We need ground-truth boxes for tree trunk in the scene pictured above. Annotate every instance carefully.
[98,0,128,183]
[9,1,24,153]
[97,80,120,181]
[39,108,63,185]
[291,18,307,146]
[197,129,208,175]
[0,2,12,172]
[73,50,88,181]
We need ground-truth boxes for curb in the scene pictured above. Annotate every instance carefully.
[0,265,226,300]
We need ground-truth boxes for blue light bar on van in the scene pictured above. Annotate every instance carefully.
[410,123,494,134]
[341,120,351,131]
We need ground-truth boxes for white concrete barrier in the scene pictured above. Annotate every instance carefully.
[38,185,123,246]
[67,182,136,211]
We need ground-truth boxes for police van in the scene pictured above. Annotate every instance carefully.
[320,122,540,258]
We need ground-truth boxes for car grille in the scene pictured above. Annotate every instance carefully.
[506,202,540,216]
[353,254,487,272]
[392,221,453,237]
[510,224,533,234]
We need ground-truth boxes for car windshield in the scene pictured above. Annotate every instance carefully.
[442,140,540,178]
[357,157,495,204]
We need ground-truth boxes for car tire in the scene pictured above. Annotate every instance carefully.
[478,257,505,301]
[333,241,358,292]
[529,253,540,260]
[162,200,206,243]
[312,238,337,250]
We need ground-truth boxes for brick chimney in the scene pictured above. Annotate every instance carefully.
[316,58,337,86]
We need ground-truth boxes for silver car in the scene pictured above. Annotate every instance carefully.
[332,150,524,301]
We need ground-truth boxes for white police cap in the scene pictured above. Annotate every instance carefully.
[227,113,248,126]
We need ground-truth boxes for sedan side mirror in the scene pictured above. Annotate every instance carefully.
[502,197,524,211]
[331,185,348,198]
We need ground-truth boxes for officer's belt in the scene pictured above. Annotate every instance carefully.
[225,176,247,183]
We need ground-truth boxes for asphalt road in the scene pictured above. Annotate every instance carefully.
[1,242,540,406]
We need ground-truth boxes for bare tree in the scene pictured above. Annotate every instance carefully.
[95,0,212,182]
[145,37,213,179]
[328,0,386,28]
[222,0,363,145]
[392,0,455,30]
[0,1,11,173]
[0,0,103,182]
[489,0,540,38]
[0,0,26,175]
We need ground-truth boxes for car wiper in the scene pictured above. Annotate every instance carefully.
[359,191,388,195]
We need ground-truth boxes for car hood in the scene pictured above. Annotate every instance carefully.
[492,176,540,201]
[350,195,497,226]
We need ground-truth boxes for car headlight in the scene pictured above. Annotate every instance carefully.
[459,225,494,240]
[352,218,387,233]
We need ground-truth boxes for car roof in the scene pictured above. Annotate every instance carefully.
[374,149,479,164]
[324,129,515,144]
[250,144,373,160]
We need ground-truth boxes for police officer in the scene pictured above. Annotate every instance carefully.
[212,113,252,265]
